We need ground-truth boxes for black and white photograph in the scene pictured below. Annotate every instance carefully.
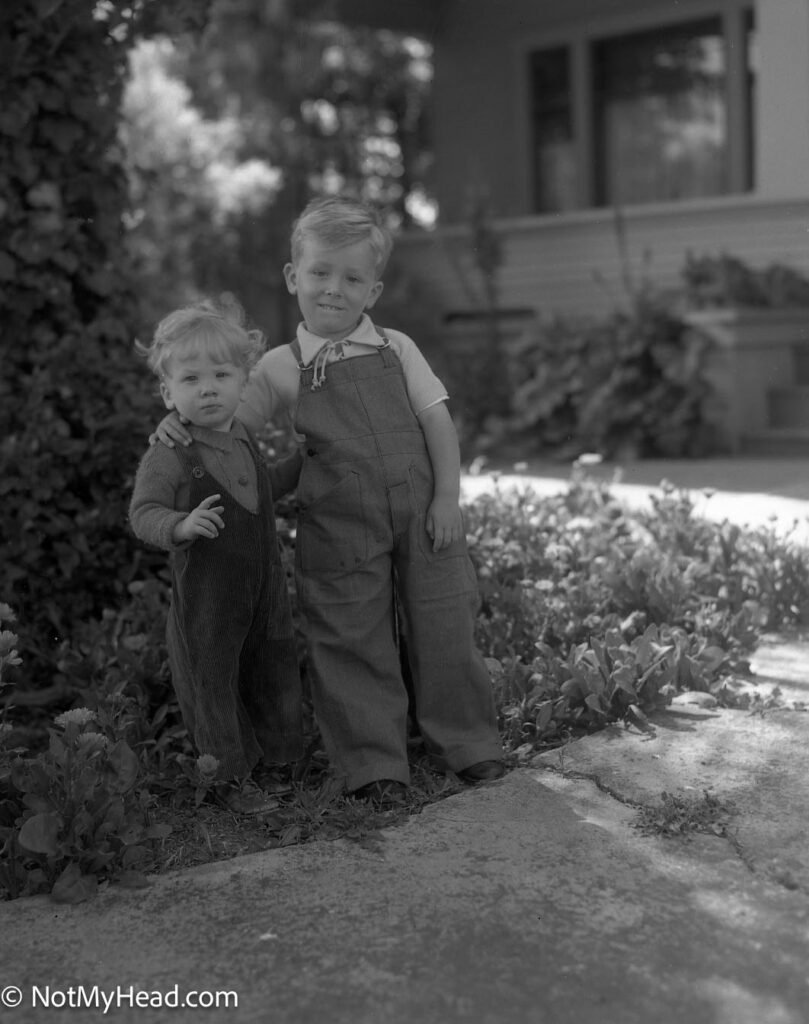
[2,1,808,1022]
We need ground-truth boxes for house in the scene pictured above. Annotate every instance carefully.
[309,0,809,454]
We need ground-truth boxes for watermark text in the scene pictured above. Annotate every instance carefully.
[1,984,238,1013]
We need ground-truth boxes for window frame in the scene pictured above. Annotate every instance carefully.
[517,1,754,213]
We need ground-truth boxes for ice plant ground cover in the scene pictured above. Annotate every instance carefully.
[1,471,807,901]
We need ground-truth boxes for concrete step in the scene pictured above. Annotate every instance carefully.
[740,428,809,457]
[768,386,809,429]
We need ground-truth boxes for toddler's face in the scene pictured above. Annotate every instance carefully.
[161,345,247,432]
[284,237,383,342]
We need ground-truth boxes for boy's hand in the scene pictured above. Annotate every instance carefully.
[150,411,192,448]
[172,495,225,544]
[426,495,463,552]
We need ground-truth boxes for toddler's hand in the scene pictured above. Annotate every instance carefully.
[426,495,463,552]
[172,495,225,543]
[150,411,192,448]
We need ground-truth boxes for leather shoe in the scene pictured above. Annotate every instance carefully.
[457,760,506,783]
[216,779,280,815]
[352,779,409,807]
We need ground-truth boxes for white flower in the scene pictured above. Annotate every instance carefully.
[196,754,219,778]
[54,707,96,728]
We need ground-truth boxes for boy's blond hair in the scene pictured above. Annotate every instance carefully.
[290,196,393,277]
[136,296,265,380]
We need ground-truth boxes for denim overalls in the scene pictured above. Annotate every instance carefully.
[166,439,303,781]
[292,333,502,791]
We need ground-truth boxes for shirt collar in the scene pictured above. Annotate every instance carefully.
[295,313,382,367]
[187,419,248,452]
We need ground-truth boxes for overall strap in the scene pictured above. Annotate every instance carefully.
[374,326,400,368]
[172,441,206,481]
[290,337,315,394]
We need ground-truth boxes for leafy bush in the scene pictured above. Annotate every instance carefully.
[494,285,718,460]
[0,597,179,902]
[0,2,212,690]
[3,705,169,903]
[466,470,809,749]
[0,605,25,789]
[682,251,809,310]
[477,248,809,463]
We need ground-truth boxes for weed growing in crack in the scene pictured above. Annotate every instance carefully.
[633,789,736,840]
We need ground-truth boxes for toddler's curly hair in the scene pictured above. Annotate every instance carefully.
[136,295,265,380]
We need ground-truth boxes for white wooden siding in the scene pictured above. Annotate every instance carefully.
[393,195,809,319]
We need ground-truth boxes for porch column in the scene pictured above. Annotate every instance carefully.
[755,0,809,196]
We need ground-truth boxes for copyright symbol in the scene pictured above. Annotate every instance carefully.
[1,986,23,1008]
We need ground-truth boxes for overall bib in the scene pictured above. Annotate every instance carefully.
[166,440,303,780]
[292,337,502,791]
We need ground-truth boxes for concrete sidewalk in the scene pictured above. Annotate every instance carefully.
[1,638,808,1024]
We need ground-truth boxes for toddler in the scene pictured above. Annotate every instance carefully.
[130,299,303,814]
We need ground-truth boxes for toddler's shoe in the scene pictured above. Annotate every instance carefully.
[216,779,280,816]
[252,763,295,796]
[352,779,409,808]
[457,760,506,783]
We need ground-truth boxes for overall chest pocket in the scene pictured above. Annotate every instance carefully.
[297,470,368,573]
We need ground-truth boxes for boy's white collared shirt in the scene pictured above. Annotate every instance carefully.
[238,314,448,434]
[295,312,386,367]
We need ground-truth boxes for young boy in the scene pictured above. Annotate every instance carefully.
[130,299,303,815]
[156,198,505,804]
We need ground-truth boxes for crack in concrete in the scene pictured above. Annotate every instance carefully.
[539,762,760,875]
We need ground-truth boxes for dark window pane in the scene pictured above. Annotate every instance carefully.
[746,8,757,190]
[531,47,577,212]
[594,18,727,205]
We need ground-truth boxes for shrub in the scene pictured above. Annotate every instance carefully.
[4,706,169,903]
[682,251,809,310]
[0,2,213,690]
[0,598,177,902]
[466,470,809,749]
[496,285,718,461]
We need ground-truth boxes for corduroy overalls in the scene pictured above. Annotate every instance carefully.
[166,440,303,781]
[292,335,502,791]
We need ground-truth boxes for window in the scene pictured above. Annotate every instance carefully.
[531,47,576,212]
[594,18,727,204]
[530,9,755,212]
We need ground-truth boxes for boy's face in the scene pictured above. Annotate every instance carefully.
[284,237,384,342]
[160,346,248,433]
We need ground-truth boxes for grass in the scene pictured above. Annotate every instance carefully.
[147,742,477,875]
[632,788,736,840]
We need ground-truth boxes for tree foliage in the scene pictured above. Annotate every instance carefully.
[122,0,435,338]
